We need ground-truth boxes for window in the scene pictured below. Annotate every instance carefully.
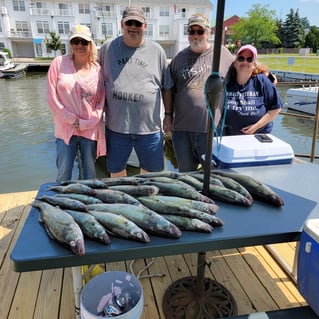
[16,21,28,32]
[102,23,113,37]
[57,21,70,35]
[97,5,112,17]
[142,7,151,18]
[35,2,49,15]
[79,3,90,14]
[183,24,188,36]
[159,25,169,37]
[159,7,169,17]
[144,24,153,37]
[13,0,25,11]
[35,43,43,56]
[59,3,71,16]
[36,21,50,34]
[195,8,205,14]
[60,43,66,55]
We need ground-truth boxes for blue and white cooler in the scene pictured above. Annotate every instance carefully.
[212,134,294,168]
[298,218,319,316]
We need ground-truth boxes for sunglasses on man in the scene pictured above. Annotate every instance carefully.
[237,56,254,63]
[70,38,90,46]
[125,20,143,28]
[188,29,205,35]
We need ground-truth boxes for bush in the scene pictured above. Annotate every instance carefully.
[2,48,12,58]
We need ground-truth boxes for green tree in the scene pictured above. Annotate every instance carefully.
[45,31,62,56]
[280,9,303,48]
[230,4,280,49]
[305,26,319,53]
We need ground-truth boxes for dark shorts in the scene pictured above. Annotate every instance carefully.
[106,128,164,173]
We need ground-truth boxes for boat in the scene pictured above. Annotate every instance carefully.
[0,51,15,72]
[0,51,27,79]
[286,86,319,115]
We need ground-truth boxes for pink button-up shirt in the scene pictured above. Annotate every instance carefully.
[47,55,106,157]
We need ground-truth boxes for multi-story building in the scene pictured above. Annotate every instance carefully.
[0,0,213,59]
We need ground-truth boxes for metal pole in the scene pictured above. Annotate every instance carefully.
[310,91,319,162]
[203,0,226,196]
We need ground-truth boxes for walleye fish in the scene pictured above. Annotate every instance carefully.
[55,193,103,205]
[65,210,110,244]
[143,177,215,204]
[141,195,219,214]
[108,185,159,196]
[88,210,150,243]
[138,196,223,226]
[210,173,253,202]
[160,214,213,233]
[86,203,182,239]
[211,170,284,207]
[175,174,205,191]
[100,176,146,186]
[33,200,85,255]
[49,183,96,196]
[188,172,225,187]
[38,195,88,211]
[208,184,253,207]
[61,179,108,189]
[93,189,141,205]
[135,171,181,179]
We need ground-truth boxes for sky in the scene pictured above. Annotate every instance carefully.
[210,0,319,26]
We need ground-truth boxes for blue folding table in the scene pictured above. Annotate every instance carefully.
[10,163,319,318]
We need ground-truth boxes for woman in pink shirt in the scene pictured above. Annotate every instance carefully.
[47,25,105,182]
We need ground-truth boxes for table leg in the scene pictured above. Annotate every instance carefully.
[162,252,237,318]
[72,266,82,319]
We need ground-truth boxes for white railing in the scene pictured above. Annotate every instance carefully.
[95,10,116,18]
[10,30,32,38]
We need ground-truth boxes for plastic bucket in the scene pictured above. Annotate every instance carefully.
[80,271,143,319]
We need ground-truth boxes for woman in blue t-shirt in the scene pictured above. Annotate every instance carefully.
[223,44,282,135]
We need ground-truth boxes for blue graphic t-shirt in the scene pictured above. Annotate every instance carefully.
[225,73,282,135]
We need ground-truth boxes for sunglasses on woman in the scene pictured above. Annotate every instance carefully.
[70,38,90,46]
[237,56,254,63]
[188,29,205,35]
[125,20,143,27]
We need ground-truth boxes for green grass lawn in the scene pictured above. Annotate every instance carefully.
[258,54,319,74]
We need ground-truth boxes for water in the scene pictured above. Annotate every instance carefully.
[0,74,318,194]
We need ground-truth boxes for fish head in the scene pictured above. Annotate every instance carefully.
[133,230,150,243]
[164,223,182,239]
[70,238,85,256]
[101,232,111,244]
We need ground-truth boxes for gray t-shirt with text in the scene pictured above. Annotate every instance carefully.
[170,45,233,133]
[100,36,173,134]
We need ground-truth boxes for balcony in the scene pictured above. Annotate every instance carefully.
[94,10,116,19]
[10,30,32,38]
[30,7,73,17]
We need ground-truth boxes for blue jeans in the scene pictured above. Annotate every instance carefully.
[171,131,207,172]
[55,136,97,182]
[106,129,164,173]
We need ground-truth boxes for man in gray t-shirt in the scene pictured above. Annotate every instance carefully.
[100,6,173,177]
[169,13,233,172]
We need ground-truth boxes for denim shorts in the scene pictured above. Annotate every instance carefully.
[106,128,164,173]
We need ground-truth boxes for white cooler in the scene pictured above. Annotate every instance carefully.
[298,218,319,316]
[212,134,294,168]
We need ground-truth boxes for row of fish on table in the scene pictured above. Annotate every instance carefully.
[32,170,285,255]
